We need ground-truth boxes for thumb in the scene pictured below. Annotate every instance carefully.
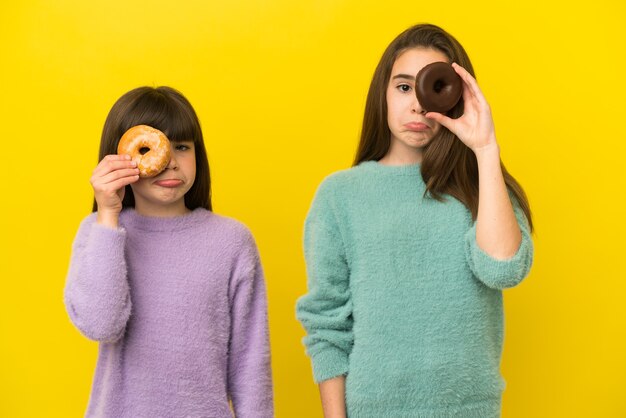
[425,112,452,130]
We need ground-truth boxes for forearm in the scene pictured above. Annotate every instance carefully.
[64,219,131,341]
[228,256,273,418]
[319,375,346,418]
[474,143,522,259]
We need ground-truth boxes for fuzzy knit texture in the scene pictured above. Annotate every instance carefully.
[296,161,533,418]
[64,208,273,418]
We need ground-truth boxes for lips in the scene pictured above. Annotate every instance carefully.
[154,179,183,188]
[404,122,431,132]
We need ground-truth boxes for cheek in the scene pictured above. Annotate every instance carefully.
[129,178,147,191]
[386,93,412,120]
[386,100,400,122]
[128,182,146,199]
[190,156,197,177]
[431,122,442,135]
[183,157,197,183]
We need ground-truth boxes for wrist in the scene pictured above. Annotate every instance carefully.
[96,210,120,229]
[473,140,500,163]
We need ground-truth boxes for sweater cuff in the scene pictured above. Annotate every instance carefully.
[311,345,349,383]
[464,224,533,289]
[88,223,127,253]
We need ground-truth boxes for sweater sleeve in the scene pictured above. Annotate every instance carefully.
[227,229,273,418]
[464,195,534,289]
[296,178,354,383]
[63,214,132,342]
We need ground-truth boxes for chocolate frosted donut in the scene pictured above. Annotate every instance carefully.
[117,125,171,178]
[415,62,463,113]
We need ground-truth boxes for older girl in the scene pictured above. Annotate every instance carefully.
[297,24,533,418]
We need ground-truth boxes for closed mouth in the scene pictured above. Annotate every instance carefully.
[154,179,183,187]
[404,122,430,131]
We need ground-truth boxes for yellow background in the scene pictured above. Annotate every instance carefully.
[1,0,625,417]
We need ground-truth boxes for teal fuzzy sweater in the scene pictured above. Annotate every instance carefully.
[296,161,533,418]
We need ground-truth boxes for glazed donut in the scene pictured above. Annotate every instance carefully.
[415,62,463,113]
[117,125,171,177]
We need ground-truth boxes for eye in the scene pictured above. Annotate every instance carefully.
[397,83,412,93]
[175,144,191,151]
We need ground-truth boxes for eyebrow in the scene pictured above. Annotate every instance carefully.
[391,74,415,81]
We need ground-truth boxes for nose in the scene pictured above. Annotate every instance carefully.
[411,94,426,115]
[166,144,178,170]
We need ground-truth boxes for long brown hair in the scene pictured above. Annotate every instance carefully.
[93,86,212,212]
[354,24,532,230]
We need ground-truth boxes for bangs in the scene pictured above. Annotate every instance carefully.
[120,89,201,144]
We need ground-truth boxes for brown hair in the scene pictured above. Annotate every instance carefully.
[354,24,532,231]
[93,86,212,212]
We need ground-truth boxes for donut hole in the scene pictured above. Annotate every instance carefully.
[433,79,446,94]
[139,147,150,155]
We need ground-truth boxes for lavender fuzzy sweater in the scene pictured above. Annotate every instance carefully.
[64,208,273,418]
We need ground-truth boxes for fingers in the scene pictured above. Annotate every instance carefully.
[100,175,139,192]
[92,154,136,177]
[425,111,444,123]
[425,111,455,132]
[99,168,140,185]
[91,170,139,193]
[452,63,488,107]
[91,154,140,192]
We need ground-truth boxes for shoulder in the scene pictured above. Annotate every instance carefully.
[208,214,263,277]
[175,210,261,271]
[306,164,374,227]
[70,212,127,251]
[314,163,374,200]
[70,212,98,245]
[204,211,258,252]
[74,212,110,237]
[78,212,98,229]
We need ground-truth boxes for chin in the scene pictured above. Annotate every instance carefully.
[407,138,432,149]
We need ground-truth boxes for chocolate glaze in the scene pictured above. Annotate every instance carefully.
[415,62,462,113]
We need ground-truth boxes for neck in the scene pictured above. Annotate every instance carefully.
[134,200,190,218]
[379,143,423,166]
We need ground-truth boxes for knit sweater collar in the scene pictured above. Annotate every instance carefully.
[359,160,422,177]
[119,207,211,232]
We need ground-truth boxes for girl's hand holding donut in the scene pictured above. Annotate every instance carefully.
[90,154,140,228]
[426,63,499,156]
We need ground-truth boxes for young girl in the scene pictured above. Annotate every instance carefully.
[296,24,533,417]
[64,86,273,417]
